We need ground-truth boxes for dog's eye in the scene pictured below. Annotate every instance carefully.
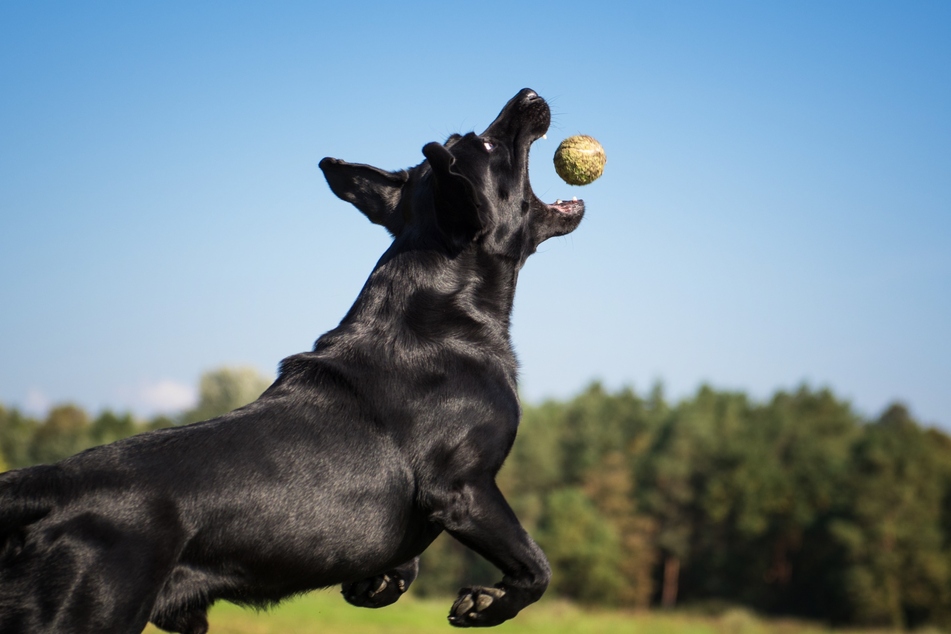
[482,140,495,152]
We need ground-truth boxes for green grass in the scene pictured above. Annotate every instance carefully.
[142,591,666,634]
[140,591,898,634]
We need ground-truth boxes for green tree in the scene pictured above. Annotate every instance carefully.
[509,383,660,608]
[0,405,39,469]
[688,387,859,615]
[29,404,92,464]
[583,451,655,607]
[931,427,951,628]
[181,366,272,424]
[556,382,652,486]
[832,404,950,628]
[499,398,569,533]
[536,487,623,605]
[754,387,858,617]
[145,414,176,431]
[90,410,137,446]
[639,387,719,608]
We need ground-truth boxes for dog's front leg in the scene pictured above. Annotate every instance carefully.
[433,480,551,628]
[341,557,419,608]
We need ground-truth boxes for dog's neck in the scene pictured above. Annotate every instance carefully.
[368,245,514,334]
[314,241,521,370]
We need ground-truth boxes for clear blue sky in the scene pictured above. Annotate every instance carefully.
[2,2,949,428]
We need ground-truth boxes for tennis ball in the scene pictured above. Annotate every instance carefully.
[553,135,606,186]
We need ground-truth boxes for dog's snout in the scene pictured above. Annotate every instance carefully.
[482,89,549,141]
[518,89,539,101]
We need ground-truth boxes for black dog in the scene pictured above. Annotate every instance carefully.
[0,89,585,633]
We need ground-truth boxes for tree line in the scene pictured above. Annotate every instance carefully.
[2,369,949,629]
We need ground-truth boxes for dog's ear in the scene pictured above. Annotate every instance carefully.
[319,157,409,236]
[422,142,488,248]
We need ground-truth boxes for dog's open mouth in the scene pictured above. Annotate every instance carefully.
[548,198,584,215]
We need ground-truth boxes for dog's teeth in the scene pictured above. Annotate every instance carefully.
[542,134,547,139]
[572,197,577,201]
[556,199,562,204]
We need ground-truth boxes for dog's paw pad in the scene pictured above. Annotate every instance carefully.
[448,586,508,627]
[341,572,406,608]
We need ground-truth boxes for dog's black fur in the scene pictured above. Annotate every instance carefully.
[0,89,584,633]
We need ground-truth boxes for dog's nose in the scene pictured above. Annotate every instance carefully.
[518,88,539,101]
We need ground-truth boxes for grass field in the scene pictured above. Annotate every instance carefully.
[140,591,901,634]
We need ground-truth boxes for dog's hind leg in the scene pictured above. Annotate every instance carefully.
[341,557,419,609]
[433,481,551,628]
[0,526,179,634]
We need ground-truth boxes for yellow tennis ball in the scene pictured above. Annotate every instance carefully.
[553,135,606,186]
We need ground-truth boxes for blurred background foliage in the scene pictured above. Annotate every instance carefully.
[2,368,950,630]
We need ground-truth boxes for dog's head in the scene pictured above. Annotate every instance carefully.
[320,89,584,265]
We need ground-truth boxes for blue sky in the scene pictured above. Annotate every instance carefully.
[1,2,949,428]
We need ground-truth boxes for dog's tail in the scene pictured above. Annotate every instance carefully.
[0,464,65,539]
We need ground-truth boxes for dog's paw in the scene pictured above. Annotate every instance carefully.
[341,572,408,608]
[448,586,513,627]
